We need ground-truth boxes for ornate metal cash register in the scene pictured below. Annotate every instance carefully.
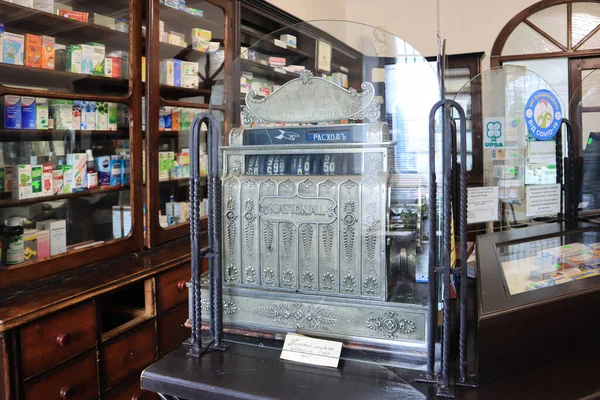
[202,70,427,352]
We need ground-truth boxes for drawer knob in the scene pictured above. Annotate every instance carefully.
[131,393,142,400]
[59,386,73,400]
[177,280,187,291]
[56,333,71,347]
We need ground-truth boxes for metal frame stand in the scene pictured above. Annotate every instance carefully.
[561,119,578,226]
[186,113,229,358]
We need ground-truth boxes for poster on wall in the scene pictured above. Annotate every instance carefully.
[526,184,561,217]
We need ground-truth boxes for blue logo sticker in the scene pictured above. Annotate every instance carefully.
[525,89,562,141]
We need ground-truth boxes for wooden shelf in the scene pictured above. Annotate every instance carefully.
[159,4,223,29]
[0,63,128,94]
[0,2,129,51]
[0,129,129,141]
[240,28,312,59]
[0,184,130,207]
[160,85,211,100]
[240,59,297,83]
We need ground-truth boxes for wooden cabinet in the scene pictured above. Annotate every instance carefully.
[23,353,98,400]
[104,375,158,400]
[20,302,96,379]
[158,303,189,356]
[155,265,189,314]
[102,321,157,390]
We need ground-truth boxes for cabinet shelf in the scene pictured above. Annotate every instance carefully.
[0,63,128,94]
[0,184,130,208]
[0,2,129,51]
[159,4,223,29]
[160,85,211,100]
[0,129,129,141]
[241,59,297,83]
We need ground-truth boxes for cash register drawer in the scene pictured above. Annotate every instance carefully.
[20,302,96,379]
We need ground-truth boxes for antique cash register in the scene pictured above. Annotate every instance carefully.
[202,70,428,353]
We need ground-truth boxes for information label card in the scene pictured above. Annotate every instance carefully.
[467,186,499,224]
[526,184,561,217]
[280,333,342,368]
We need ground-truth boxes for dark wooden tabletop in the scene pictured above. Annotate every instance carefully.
[142,338,600,400]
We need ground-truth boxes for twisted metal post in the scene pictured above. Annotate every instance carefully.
[555,123,563,222]
[424,99,445,379]
[562,119,576,224]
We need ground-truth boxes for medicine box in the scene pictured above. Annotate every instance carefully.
[4,95,22,129]
[115,18,129,33]
[61,164,73,193]
[109,156,121,186]
[3,32,24,65]
[36,229,50,259]
[36,98,48,129]
[42,164,52,196]
[41,36,55,70]
[89,42,105,76]
[58,10,88,22]
[181,61,198,76]
[95,156,111,186]
[108,102,117,131]
[33,0,54,13]
[160,59,175,86]
[12,164,32,200]
[80,44,94,74]
[81,101,96,130]
[36,219,66,256]
[72,100,82,129]
[31,165,42,197]
[67,153,86,192]
[159,152,169,180]
[182,75,199,89]
[23,229,38,262]
[21,96,36,130]
[66,44,82,73]
[280,34,297,48]
[52,169,62,194]
[24,34,42,68]
[96,101,108,130]
[92,13,115,30]
[49,100,73,129]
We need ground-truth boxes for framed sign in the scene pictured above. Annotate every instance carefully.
[316,38,332,74]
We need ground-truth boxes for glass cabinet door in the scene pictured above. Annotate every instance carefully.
[145,0,229,246]
[0,0,142,290]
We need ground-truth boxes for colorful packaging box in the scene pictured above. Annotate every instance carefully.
[80,44,94,74]
[3,166,12,193]
[108,56,121,78]
[95,156,111,186]
[105,57,112,77]
[66,153,86,192]
[52,169,63,194]
[181,61,198,76]
[72,100,82,129]
[171,108,181,131]
[108,102,117,131]
[280,34,297,48]
[49,100,73,129]
[115,18,129,33]
[61,164,73,193]
[23,229,38,262]
[173,59,182,87]
[58,10,89,22]
[42,164,52,196]
[191,28,211,51]
[3,32,24,65]
[180,109,190,131]
[0,24,4,64]
[268,56,286,67]
[65,44,82,73]
[36,98,48,129]
[121,154,130,185]
[81,101,96,130]
[33,0,54,13]
[96,101,108,130]
[36,220,66,256]
[31,165,42,197]
[159,152,169,180]
[182,75,199,89]
[159,59,175,86]
[24,34,42,68]
[12,164,32,200]
[88,42,105,76]
[36,229,50,259]
[4,95,22,129]
[109,155,121,186]
[109,50,129,78]
[21,96,36,129]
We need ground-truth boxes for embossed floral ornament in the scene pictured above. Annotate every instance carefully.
[223,301,238,314]
[366,312,416,338]
[321,272,336,291]
[224,264,238,283]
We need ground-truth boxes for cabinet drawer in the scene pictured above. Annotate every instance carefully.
[103,321,157,390]
[23,352,98,400]
[156,265,189,314]
[158,303,189,356]
[20,302,96,379]
[104,375,157,400]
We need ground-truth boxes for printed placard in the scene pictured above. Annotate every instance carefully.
[525,89,562,141]
[467,186,499,224]
[526,184,561,217]
[484,117,505,149]
[280,333,342,368]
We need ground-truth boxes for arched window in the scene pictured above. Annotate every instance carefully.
[493,1,600,152]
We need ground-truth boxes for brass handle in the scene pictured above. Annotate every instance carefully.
[56,333,71,347]
[59,386,73,400]
[177,280,187,291]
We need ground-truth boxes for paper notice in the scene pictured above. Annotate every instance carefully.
[280,333,342,368]
[526,184,561,217]
[467,186,499,224]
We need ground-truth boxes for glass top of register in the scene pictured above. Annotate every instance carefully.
[497,230,600,295]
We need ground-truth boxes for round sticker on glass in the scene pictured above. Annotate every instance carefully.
[525,89,562,141]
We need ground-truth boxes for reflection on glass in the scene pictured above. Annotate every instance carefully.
[498,230,600,295]
[0,96,131,267]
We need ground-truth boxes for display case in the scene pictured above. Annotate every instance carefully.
[476,222,600,385]
[0,0,143,290]
[205,21,442,359]
[144,0,233,247]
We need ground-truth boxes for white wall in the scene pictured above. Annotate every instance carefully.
[268,0,543,69]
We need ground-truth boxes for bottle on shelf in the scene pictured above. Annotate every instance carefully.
[86,149,98,189]
[1,216,24,266]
